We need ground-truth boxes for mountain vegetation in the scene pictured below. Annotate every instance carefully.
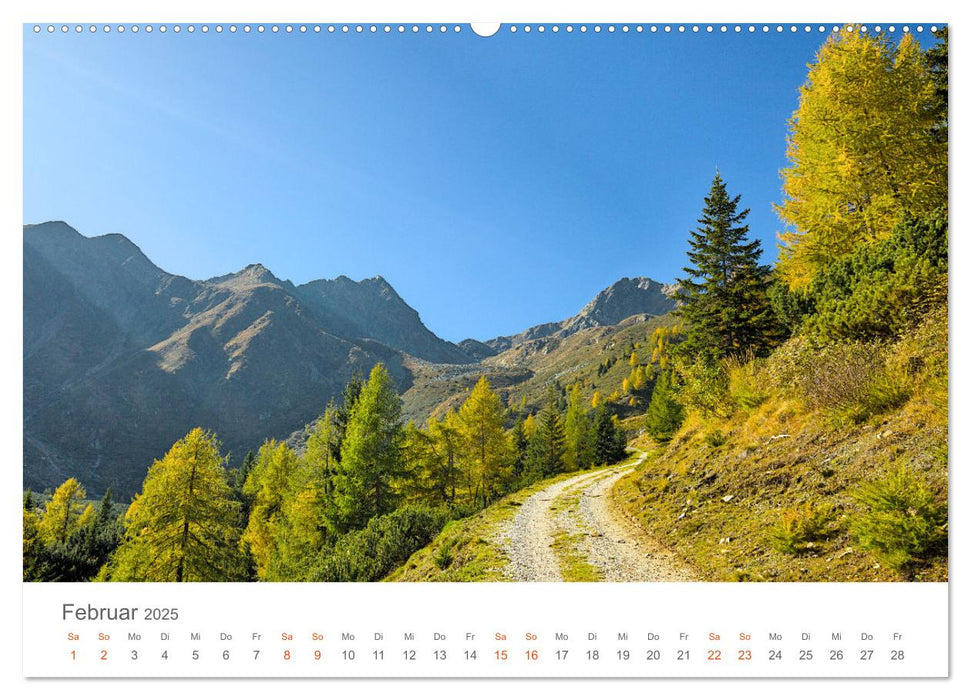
[24,27,947,583]
[614,27,948,582]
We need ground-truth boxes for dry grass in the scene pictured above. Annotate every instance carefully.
[613,310,948,582]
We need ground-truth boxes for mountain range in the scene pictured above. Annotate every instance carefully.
[23,222,676,496]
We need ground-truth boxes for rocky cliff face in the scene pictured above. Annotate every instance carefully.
[24,223,676,497]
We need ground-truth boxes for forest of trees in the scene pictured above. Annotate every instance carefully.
[645,27,948,444]
[23,27,948,582]
[23,367,628,582]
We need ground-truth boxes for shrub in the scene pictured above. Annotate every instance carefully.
[768,502,836,555]
[849,467,947,570]
[803,211,948,342]
[674,356,733,418]
[781,340,911,425]
[724,355,769,410]
[310,505,450,581]
[434,541,455,570]
[704,430,727,448]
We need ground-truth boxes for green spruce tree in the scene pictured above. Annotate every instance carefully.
[675,173,777,358]
[592,406,626,465]
[644,370,685,442]
[526,397,566,479]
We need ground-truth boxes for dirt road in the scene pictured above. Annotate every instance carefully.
[499,456,694,582]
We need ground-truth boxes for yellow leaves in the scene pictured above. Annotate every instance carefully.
[109,428,241,582]
[456,375,513,500]
[777,29,947,288]
[37,477,90,546]
[591,391,603,409]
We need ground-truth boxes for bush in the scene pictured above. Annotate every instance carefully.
[849,467,947,570]
[674,356,733,419]
[803,211,948,342]
[310,505,451,581]
[768,502,836,555]
[724,355,769,410]
[433,541,455,570]
[704,430,727,448]
[779,340,911,425]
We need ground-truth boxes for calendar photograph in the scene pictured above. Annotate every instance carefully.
[23,21,948,590]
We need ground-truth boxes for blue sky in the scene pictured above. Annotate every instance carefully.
[22,25,937,342]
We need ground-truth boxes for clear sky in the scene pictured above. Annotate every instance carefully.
[22,24,939,342]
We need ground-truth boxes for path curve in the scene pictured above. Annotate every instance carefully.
[499,455,694,582]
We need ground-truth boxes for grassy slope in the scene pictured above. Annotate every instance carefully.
[613,311,948,582]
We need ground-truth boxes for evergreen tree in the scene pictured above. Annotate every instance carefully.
[329,364,404,532]
[303,407,340,500]
[526,399,566,478]
[592,406,627,465]
[239,450,256,486]
[105,428,242,582]
[926,27,948,144]
[510,417,529,478]
[38,489,123,582]
[674,173,776,358]
[644,370,685,442]
[332,372,365,462]
[457,376,513,506]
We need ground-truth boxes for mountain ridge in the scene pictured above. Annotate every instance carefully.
[461,276,676,358]
[24,221,678,497]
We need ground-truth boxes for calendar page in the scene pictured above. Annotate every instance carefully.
[17,0,955,691]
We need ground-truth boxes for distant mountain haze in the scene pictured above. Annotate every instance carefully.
[23,222,675,496]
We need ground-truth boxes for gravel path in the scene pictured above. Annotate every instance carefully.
[500,456,694,582]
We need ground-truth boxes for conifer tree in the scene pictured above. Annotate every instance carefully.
[776,30,946,287]
[511,417,529,478]
[644,370,685,442]
[106,428,242,582]
[40,488,123,582]
[329,364,404,532]
[303,408,340,498]
[23,501,42,581]
[563,385,594,471]
[241,440,300,579]
[37,477,94,546]
[523,413,538,437]
[401,417,461,507]
[457,376,513,506]
[592,406,626,465]
[332,372,364,463]
[675,173,776,358]
[526,398,567,478]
